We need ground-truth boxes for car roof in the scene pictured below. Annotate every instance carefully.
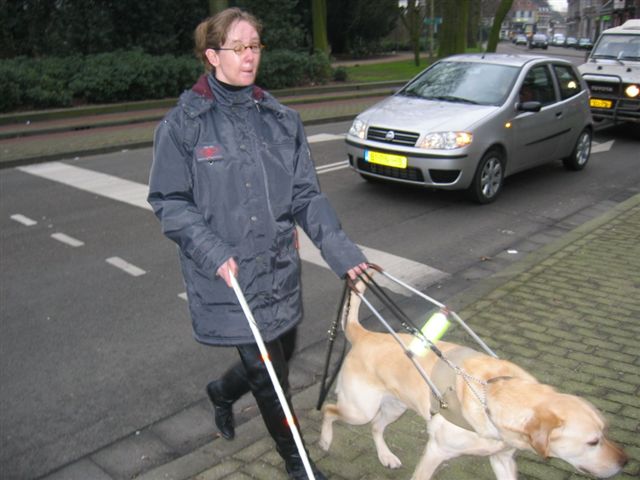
[602,19,640,35]
[441,53,561,68]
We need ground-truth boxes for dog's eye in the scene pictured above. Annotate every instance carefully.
[587,438,600,447]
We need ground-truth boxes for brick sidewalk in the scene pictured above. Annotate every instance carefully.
[128,195,639,480]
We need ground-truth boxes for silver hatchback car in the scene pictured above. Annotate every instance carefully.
[346,54,593,203]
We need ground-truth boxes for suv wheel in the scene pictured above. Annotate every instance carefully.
[467,149,504,204]
[562,128,592,171]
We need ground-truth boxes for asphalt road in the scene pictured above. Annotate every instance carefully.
[2,44,640,478]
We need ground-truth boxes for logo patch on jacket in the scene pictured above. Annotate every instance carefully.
[196,144,223,163]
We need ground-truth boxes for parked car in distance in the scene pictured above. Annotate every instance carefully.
[529,33,549,49]
[514,34,528,45]
[345,54,593,204]
[552,33,566,46]
[565,36,578,48]
[578,37,594,50]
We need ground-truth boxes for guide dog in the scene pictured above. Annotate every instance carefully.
[319,279,628,479]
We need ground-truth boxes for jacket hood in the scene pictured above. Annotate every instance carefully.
[179,73,267,118]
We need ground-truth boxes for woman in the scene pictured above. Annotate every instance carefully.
[148,7,367,479]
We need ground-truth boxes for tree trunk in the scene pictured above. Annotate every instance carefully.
[486,0,513,52]
[400,0,424,66]
[312,0,330,54]
[438,0,468,57]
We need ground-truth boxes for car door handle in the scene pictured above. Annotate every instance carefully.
[555,111,563,118]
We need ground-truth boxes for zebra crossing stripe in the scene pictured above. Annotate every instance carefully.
[19,162,447,291]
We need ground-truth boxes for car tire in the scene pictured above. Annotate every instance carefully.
[562,128,592,171]
[467,148,504,204]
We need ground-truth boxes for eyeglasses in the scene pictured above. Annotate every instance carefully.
[215,43,265,55]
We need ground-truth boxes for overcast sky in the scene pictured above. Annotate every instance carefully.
[548,0,568,12]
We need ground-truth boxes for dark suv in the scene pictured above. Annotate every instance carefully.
[529,34,548,49]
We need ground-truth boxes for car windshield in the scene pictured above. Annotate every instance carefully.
[400,61,519,106]
[591,34,640,60]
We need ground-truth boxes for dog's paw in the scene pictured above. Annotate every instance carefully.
[378,451,402,469]
[318,430,332,451]
[318,437,330,451]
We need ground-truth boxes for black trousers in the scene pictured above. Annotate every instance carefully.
[219,327,301,458]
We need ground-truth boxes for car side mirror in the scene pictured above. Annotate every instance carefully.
[518,101,542,112]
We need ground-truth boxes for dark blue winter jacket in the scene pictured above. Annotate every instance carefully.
[148,74,365,345]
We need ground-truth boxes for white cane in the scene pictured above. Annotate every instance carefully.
[229,273,315,480]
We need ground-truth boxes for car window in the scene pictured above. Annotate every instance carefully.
[553,64,583,100]
[402,61,519,106]
[519,65,556,106]
[592,34,640,60]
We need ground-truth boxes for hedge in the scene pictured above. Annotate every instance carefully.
[0,49,333,113]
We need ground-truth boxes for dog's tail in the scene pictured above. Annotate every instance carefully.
[341,279,368,344]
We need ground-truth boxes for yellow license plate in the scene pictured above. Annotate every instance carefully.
[365,150,407,169]
[590,98,613,109]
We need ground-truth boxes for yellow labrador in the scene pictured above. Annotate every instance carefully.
[319,280,628,479]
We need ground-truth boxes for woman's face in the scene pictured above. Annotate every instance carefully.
[206,20,261,87]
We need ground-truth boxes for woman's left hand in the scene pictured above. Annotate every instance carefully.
[346,262,368,280]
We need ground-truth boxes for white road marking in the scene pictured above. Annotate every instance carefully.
[307,133,345,143]
[316,160,350,174]
[591,140,614,154]
[18,162,152,210]
[10,214,37,226]
[178,292,188,301]
[51,232,84,247]
[18,160,447,292]
[295,228,446,294]
[106,257,146,277]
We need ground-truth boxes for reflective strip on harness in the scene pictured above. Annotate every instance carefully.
[430,346,482,432]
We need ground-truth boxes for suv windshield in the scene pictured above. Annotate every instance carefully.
[591,34,640,60]
[400,61,519,106]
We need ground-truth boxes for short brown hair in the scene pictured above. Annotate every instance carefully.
[194,8,263,72]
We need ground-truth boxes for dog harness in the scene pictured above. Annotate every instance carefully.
[430,346,481,431]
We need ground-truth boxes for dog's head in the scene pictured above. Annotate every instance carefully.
[521,394,627,478]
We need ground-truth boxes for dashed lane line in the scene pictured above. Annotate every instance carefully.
[10,214,37,226]
[105,256,146,277]
[18,161,447,292]
[51,232,84,247]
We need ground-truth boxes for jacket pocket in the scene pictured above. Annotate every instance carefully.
[272,226,300,296]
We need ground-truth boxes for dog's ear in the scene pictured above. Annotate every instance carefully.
[524,406,563,458]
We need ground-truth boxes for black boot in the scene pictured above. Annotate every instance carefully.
[284,453,328,480]
[237,342,328,479]
[206,362,250,441]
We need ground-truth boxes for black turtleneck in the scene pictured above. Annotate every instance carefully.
[214,76,247,92]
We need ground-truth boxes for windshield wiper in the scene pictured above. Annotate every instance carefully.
[426,95,479,104]
[399,90,423,98]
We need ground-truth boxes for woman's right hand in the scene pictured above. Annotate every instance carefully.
[217,257,238,288]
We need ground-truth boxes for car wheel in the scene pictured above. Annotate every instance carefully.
[467,149,504,204]
[562,128,591,171]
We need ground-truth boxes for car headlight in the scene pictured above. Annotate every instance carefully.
[418,132,473,150]
[625,84,639,98]
[349,119,367,139]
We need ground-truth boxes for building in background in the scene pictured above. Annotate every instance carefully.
[566,0,639,39]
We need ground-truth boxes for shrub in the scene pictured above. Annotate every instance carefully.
[333,66,348,82]
[257,49,332,90]
[0,48,331,112]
